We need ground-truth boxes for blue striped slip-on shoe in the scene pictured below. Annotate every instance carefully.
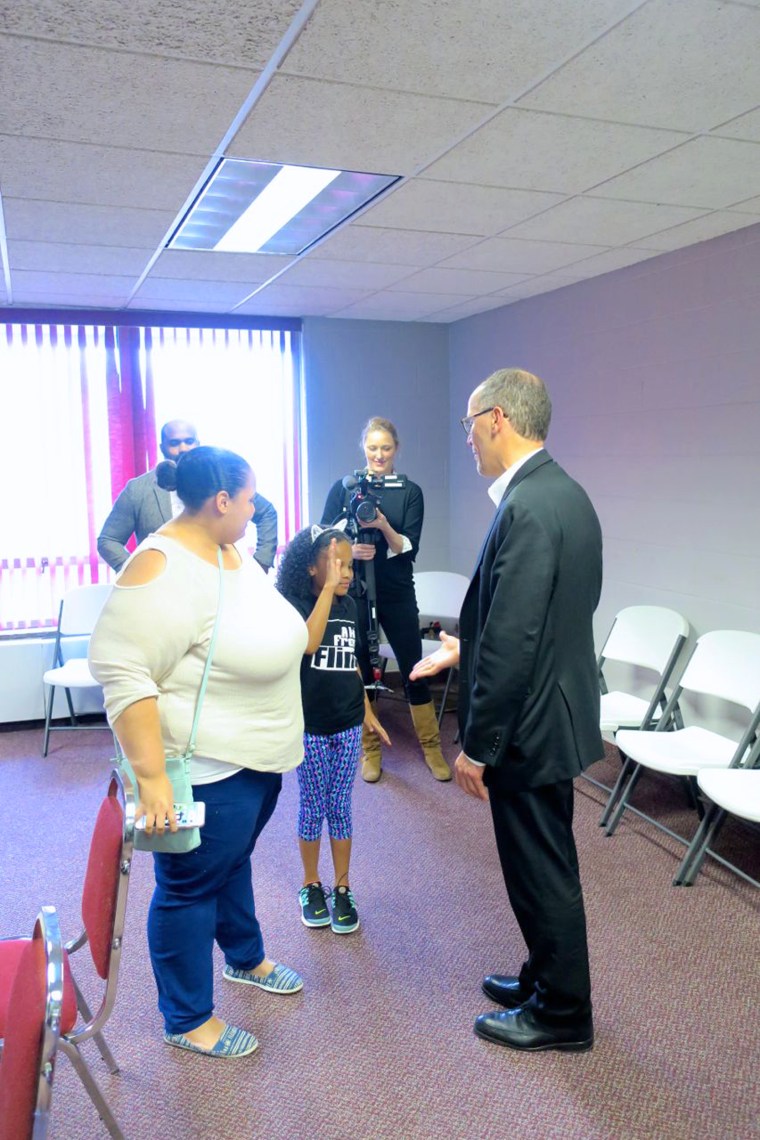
[164,1024,258,1058]
[222,962,304,994]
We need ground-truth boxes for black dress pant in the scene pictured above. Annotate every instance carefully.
[485,773,592,1026]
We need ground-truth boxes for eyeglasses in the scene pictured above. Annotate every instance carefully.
[460,407,495,436]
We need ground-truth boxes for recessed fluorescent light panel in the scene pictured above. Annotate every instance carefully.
[168,159,400,256]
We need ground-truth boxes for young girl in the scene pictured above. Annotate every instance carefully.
[277,525,390,934]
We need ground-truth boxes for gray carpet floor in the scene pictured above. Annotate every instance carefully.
[0,699,758,1140]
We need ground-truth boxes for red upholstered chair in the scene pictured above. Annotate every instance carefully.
[0,771,135,1140]
[0,906,65,1140]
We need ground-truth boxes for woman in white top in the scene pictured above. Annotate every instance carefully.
[89,446,307,1059]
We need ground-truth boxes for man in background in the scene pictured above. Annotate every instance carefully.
[413,368,603,1053]
[97,418,278,572]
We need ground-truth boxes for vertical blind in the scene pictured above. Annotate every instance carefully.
[0,321,303,631]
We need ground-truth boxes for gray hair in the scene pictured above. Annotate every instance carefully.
[474,368,552,441]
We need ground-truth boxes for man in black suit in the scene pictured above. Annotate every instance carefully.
[412,368,603,1052]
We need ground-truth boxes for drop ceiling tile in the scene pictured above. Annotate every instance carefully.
[9,291,130,309]
[505,196,705,245]
[424,109,688,194]
[131,278,252,305]
[712,106,760,143]
[595,137,760,209]
[277,259,415,290]
[0,135,207,210]
[359,180,564,236]
[730,194,760,212]
[560,247,661,278]
[425,295,520,323]
[10,271,135,301]
[0,37,257,152]
[519,0,760,132]
[8,241,154,276]
[150,250,287,284]
[229,75,489,175]
[126,297,239,313]
[626,210,760,252]
[387,266,527,295]
[281,0,641,104]
[334,291,475,321]
[315,225,480,267]
[495,275,587,302]
[439,236,608,274]
[2,1,304,68]
[235,284,373,317]
[2,198,175,247]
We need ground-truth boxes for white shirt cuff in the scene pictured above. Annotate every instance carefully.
[386,535,412,558]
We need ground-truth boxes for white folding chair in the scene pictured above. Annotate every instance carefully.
[598,606,690,735]
[378,571,469,724]
[42,584,112,756]
[602,631,760,881]
[673,756,760,887]
[592,606,690,822]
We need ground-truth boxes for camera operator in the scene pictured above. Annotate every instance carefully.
[321,416,450,784]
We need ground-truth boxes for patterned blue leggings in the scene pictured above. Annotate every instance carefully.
[297,725,362,842]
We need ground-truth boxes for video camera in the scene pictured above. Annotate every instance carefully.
[340,470,407,540]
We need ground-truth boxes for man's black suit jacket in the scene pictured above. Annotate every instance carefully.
[458,450,604,790]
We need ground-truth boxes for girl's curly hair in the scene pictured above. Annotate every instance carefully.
[275,526,350,602]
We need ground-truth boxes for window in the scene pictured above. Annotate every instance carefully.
[0,320,303,631]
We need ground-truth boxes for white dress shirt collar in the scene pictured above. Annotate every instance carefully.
[488,447,544,507]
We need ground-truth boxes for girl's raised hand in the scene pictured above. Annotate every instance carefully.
[324,537,343,589]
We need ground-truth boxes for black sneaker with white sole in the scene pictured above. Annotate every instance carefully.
[299,882,331,928]
[330,886,359,934]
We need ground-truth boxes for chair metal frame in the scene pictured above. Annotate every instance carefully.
[673,746,760,887]
[57,768,134,1140]
[584,606,689,811]
[0,771,134,1139]
[600,631,760,881]
[0,906,65,1140]
[42,583,112,756]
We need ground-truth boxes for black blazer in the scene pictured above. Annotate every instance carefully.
[458,450,604,789]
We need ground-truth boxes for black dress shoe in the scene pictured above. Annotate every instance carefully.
[482,974,533,1009]
[474,1005,593,1053]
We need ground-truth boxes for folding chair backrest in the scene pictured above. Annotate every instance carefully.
[0,907,64,1140]
[58,584,112,638]
[413,572,470,626]
[81,793,125,980]
[600,606,689,673]
[678,630,760,712]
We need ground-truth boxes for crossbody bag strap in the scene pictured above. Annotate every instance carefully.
[183,546,225,761]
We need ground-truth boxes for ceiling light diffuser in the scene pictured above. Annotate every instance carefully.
[168,159,400,257]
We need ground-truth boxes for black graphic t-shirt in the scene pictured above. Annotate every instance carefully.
[286,592,365,736]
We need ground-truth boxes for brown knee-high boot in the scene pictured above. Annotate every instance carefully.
[360,723,383,783]
[410,701,452,781]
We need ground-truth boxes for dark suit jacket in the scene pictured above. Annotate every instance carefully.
[97,469,278,571]
[458,450,604,790]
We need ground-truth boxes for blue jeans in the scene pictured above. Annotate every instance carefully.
[148,767,282,1034]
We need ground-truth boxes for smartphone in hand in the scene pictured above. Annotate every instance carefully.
[134,802,206,830]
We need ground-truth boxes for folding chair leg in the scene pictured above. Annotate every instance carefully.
[63,685,78,723]
[599,753,634,828]
[73,977,120,1073]
[437,668,455,728]
[604,763,643,836]
[42,684,56,756]
[59,1039,125,1140]
[673,805,727,886]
